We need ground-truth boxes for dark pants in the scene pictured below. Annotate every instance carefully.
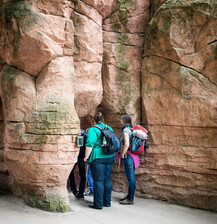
[69,159,86,195]
[122,154,136,201]
[89,157,115,208]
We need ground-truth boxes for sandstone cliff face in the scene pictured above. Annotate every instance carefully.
[140,0,217,211]
[101,0,150,129]
[0,0,216,213]
[0,1,80,212]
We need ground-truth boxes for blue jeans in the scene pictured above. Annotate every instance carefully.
[86,165,93,193]
[122,154,136,201]
[89,157,115,208]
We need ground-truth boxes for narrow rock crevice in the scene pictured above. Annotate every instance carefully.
[103,41,144,49]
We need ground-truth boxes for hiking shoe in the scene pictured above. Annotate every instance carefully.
[119,199,134,205]
[84,190,93,196]
[120,195,128,202]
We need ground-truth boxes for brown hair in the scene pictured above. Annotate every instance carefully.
[94,112,104,124]
[122,114,132,125]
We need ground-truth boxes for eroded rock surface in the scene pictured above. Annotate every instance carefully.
[100,0,150,129]
[0,1,80,212]
[139,0,217,211]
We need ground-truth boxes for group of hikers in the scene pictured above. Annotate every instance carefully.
[68,112,148,210]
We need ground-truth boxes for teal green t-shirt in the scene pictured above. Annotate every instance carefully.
[86,123,115,163]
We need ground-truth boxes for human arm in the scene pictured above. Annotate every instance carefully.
[122,132,129,159]
[84,146,92,162]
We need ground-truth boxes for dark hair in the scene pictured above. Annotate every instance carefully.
[94,112,104,123]
[122,114,132,125]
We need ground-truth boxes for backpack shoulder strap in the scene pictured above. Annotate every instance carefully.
[92,125,108,131]
[92,125,102,131]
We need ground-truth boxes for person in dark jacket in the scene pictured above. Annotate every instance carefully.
[69,129,87,199]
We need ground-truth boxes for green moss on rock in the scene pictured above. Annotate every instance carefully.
[2,2,32,28]
[0,2,39,57]
[113,0,133,31]
[115,34,131,71]
[26,194,70,213]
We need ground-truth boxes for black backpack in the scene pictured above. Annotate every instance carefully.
[93,125,120,154]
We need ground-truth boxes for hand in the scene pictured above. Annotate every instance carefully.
[84,157,88,162]
[121,154,125,159]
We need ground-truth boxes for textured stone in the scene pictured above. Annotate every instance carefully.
[100,0,150,127]
[150,0,167,17]
[144,0,217,84]
[74,62,103,117]
[0,2,74,76]
[103,0,150,33]
[142,57,217,127]
[0,58,80,211]
[81,0,118,18]
[31,0,74,18]
[140,0,217,211]
[72,5,103,118]
[0,65,36,122]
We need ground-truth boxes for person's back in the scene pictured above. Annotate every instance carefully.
[84,112,116,209]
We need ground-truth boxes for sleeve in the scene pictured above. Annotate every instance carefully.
[85,127,98,147]
[123,128,131,136]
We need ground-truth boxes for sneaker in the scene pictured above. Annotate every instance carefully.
[119,199,134,205]
[120,195,128,202]
[84,190,93,196]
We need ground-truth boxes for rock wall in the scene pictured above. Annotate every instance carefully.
[0,0,80,212]
[139,0,217,211]
[101,0,150,129]
[0,0,216,212]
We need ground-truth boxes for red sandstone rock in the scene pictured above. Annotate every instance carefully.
[0,60,80,211]
[32,0,75,18]
[81,0,118,18]
[141,0,217,211]
[74,62,103,117]
[144,0,217,84]
[0,2,74,76]
[0,65,36,121]
[72,5,103,118]
[100,0,150,127]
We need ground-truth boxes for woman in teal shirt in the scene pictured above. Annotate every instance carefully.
[84,112,115,209]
